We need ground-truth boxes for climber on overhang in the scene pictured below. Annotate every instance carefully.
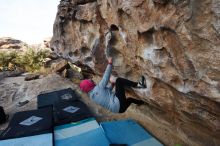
[79,57,146,113]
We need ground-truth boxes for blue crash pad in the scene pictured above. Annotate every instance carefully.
[54,118,110,146]
[0,133,53,146]
[101,119,164,146]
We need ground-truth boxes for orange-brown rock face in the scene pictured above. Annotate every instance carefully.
[51,0,220,145]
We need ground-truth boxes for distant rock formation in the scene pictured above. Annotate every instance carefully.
[0,37,52,51]
[51,0,220,146]
[0,37,27,50]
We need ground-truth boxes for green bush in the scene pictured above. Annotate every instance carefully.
[0,48,50,72]
[15,48,50,72]
[0,51,18,71]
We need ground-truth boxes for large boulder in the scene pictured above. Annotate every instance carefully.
[51,0,220,146]
[49,58,68,73]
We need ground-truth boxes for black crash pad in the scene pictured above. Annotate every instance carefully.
[0,107,53,140]
[53,100,93,126]
[37,88,79,108]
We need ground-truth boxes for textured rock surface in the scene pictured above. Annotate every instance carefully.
[50,58,68,73]
[51,0,220,145]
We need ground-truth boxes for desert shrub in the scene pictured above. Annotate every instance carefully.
[15,48,50,72]
[0,48,50,72]
[0,51,18,71]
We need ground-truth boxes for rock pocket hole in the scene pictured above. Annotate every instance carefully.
[69,51,74,57]
[59,52,63,56]
[110,24,119,31]
[73,50,80,56]
[84,57,93,62]
[107,25,120,46]
[138,28,155,45]
[81,47,90,55]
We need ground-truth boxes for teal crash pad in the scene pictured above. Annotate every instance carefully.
[101,119,164,146]
[54,118,110,146]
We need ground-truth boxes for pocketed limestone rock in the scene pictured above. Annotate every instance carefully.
[51,0,220,145]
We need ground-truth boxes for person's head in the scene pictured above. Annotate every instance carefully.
[79,79,96,93]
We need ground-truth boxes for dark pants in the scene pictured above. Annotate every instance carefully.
[115,78,143,113]
[0,106,6,124]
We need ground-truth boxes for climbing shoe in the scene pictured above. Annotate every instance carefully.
[137,75,146,88]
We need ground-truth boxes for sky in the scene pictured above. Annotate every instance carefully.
[0,0,60,44]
